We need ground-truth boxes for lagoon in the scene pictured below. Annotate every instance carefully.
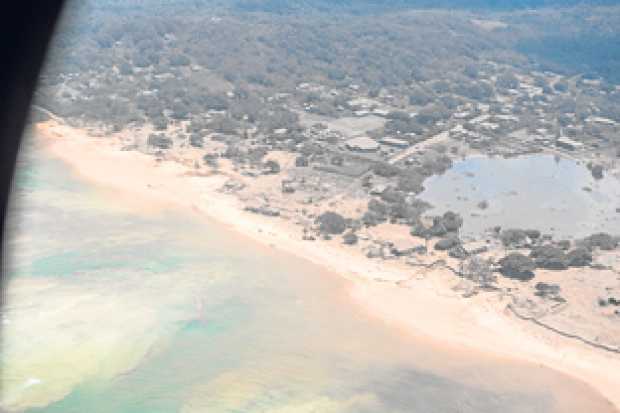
[420,154,620,239]
[1,139,615,412]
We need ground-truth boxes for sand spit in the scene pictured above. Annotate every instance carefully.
[35,119,620,411]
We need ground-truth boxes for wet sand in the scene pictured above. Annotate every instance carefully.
[32,119,620,411]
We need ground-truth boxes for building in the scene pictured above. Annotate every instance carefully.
[556,136,584,151]
[453,111,470,119]
[373,108,390,117]
[380,137,410,149]
[586,116,616,126]
[348,97,376,110]
[345,136,379,152]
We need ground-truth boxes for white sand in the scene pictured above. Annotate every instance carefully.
[34,120,620,410]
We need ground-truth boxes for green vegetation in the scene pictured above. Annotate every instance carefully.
[38,1,620,135]
[529,245,568,270]
[317,211,347,234]
[499,253,536,280]
[579,232,619,251]
[33,1,620,288]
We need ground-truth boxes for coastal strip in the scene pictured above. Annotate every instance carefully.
[36,119,620,411]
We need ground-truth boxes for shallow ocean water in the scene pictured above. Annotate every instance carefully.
[1,139,616,413]
[420,154,620,239]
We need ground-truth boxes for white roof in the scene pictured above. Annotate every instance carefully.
[380,137,410,146]
[557,136,584,147]
[587,116,616,125]
[345,136,379,151]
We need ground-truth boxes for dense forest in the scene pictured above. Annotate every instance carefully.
[32,0,620,272]
[231,0,620,13]
[77,0,620,13]
[36,0,620,132]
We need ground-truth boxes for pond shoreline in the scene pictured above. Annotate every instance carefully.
[418,153,620,239]
[35,118,620,411]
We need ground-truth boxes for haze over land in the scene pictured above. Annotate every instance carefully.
[3,0,620,411]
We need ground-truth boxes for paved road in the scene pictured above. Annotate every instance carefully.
[388,130,451,165]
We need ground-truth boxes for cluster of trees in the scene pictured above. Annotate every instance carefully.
[362,193,430,227]
[232,0,620,14]
[410,211,463,240]
[317,211,347,234]
[147,133,173,149]
[494,230,620,281]
[40,1,533,128]
[35,0,620,160]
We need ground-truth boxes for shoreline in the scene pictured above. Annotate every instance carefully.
[35,118,620,410]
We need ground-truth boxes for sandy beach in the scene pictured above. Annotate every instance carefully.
[35,118,620,410]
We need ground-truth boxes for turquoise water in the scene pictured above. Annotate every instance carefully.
[1,138,616,412]
[420,154,620,239]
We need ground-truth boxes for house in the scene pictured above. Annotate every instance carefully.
[348,97,376,110]
[380,137,410,149]
[373,108,390,117]
[370,184,388,195]
[345,136,379,152]
[556,136,584,151]
[586,116,616,126]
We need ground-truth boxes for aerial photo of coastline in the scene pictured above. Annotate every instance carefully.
[2,1,620,412]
